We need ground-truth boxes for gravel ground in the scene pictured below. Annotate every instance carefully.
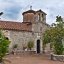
[4,54,64,64]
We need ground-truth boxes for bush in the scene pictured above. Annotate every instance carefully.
[27,40,34,50]
[0,30,10,63]
[54,41,64,55]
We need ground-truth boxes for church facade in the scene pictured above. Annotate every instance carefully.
[0,9,49,53]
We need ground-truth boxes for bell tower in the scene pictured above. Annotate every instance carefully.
[35,9,47,23]
[22,7,46,23]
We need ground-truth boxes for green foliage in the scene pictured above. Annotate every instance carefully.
[56,16,63,22]
[54,41,64,55]
[27,40,34,50]
[43,30,51,44]
[0,30,10,63]
[43,16,64,55]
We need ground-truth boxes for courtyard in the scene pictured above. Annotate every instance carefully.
[5,53,64,64]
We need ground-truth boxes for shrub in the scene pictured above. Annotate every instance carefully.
[0,30,10,63]
[27,40,34,50]
[54,41,64,55]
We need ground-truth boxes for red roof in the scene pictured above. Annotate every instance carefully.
[36,9,47,15]
[22,10,36,15]
[0,20,32,32]
[22,9,47,15]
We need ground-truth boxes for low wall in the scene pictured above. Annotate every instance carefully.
[51,53,64,62]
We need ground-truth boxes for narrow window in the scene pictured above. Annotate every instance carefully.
[42,14,44,21]
[38,14,40,21]
[38,15,39,21]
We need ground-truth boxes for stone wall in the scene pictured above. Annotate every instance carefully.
[9,31,34,50]
[3,30,43,52]
[23,13,35,23]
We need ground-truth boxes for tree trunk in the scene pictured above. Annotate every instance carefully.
[30,48,31,51]
[43,44,46,53]
[43,47,45,53]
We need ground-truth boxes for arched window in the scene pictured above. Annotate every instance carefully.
[38,15,39,21]
[41,14,44,21]
[38,14,40,21]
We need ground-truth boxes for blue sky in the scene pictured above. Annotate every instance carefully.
[0,0,64,24]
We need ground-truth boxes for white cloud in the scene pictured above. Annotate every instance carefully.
[0,0,64,24]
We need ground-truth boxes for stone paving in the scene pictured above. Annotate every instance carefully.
[5,53,64,64]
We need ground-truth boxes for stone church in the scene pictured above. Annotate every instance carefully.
[0,8,49,53]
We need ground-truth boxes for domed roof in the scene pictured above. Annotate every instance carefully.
[22,10,36,15]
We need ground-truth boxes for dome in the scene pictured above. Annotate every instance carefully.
[22,10,36,15]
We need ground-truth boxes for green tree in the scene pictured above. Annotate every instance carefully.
[43,16,64,55]
[27,40,34,51]
[0,30,10,63]
[43,30,51,53]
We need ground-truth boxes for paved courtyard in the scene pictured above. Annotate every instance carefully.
[5,53,64,64]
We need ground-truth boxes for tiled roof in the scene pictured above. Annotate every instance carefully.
[36,9,47,15]
[22,10,36,15]
[0,20,32,31]
[22,9,47,15]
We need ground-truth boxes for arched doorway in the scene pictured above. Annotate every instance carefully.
[37,39,40,53]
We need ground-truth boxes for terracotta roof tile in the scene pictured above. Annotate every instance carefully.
[36,9,47,15]
[0,20,32,32]
[22,10,36,15]
[22,9,47,15]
